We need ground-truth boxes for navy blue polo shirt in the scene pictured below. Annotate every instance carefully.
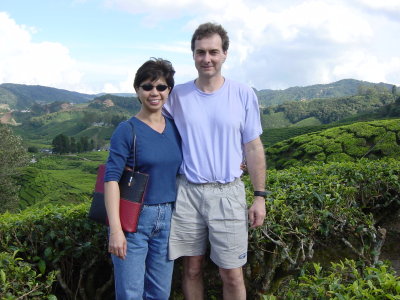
[105,117,182,205]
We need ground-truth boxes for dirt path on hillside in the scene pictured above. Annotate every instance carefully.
[0,112,17,125]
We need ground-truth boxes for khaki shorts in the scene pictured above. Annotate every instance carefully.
[169,175,248,269]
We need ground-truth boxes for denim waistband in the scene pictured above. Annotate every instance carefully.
[143,202,173,207]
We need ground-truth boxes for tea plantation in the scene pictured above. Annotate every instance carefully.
[1,157,399,299]
[1,118,400,299]
[266,118,400,169]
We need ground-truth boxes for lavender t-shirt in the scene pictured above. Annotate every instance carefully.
[163,78,262,184]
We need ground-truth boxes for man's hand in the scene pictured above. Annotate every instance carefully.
[248,197,266,228]
[244,138,267,228]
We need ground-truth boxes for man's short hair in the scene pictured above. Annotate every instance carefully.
[191,22,229,52]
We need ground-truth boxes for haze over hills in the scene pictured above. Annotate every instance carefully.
[0,83,135,110]
[0,78,398,150]
[1,79,397,110]
[0,83,97,110]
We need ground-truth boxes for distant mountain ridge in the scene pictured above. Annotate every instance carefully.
[1,80,397,154]
[0,79,397,110]
[256,79,396,107]
[0,83,96,109]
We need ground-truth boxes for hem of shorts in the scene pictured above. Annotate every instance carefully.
[210,256,247,269]
[169,250,206,260]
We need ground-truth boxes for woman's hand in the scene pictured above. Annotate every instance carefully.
[104,181,127,259]
[108,230,127,259]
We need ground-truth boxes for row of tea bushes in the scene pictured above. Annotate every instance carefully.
[267,119,400,169]
[1,158,399,298]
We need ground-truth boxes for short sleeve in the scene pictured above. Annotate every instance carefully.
[104,121,134,182]
[242,88,263,144]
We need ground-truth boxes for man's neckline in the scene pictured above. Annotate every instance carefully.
[194,77,225,93]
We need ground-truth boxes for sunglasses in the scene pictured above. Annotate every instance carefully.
[140,84,169,92]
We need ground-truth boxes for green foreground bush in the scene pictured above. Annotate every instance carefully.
[0,205,113,299]
[0,251,56,299]
[0,158,399,299]
[265,259,400,299]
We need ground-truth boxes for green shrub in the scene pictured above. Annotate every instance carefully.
[265,259,400,299]
[324,140,342,153]
[0,251,56,299]
[266,119,400,169]
[0,204,113,299]
[246,158,400,297]
[1,159,399,299]
[326,152,354,163]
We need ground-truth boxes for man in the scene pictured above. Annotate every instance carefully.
[163,22,266,300]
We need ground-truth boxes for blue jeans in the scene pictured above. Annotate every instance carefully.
[112,203,174,300]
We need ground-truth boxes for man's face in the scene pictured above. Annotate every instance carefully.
[193,33,227,79]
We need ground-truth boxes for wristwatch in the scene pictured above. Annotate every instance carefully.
[253,191,267,198]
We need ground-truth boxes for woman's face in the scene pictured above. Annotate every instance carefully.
[135,77,170,113]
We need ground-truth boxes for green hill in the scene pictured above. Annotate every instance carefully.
[12,104,139,148]
[262,89,396,129]
[261,98,400,147]
[0,83,96,109]
[266,119,400,169]
[6,92,142,148]
[2,79,396,111]
[2,80,399,152]
[335,97,400,124]
[256,78,396,107]
[88,93,141,112]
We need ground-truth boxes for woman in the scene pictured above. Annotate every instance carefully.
[104,58,182,300]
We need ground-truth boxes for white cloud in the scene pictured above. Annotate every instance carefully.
[101,71,136,94]
[102,0,400,90]
[104,0,228,20]
[270,1,373,44]
[0,12,83,91]
[2,0,400,94]
[333,51,400,84]
[355,0,400,12]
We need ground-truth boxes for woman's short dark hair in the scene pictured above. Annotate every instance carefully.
[191,22,229,52]
[133,58,175,90]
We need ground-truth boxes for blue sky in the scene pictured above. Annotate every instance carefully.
[1,0,400,94]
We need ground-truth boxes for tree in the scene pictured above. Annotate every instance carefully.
[82,111,98,127]
[80,136,89,152]
[76,140,83,153]
[90,139,95,151]
[52,134,70,154]
[27,146,39,153]
[0,125,29,212]
[70,137,77,153]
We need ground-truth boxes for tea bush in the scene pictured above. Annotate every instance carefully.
[264,259,400,299]
[1,158,399,299]
[266,119,400,169]
[0,204,113,299]
[244,158,400,297]
[0,251,56,299]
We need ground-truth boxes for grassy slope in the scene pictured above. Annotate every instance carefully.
[18,152,108,208]
[13,109,117,147]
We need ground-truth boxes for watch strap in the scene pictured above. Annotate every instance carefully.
[254,191,267,197]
